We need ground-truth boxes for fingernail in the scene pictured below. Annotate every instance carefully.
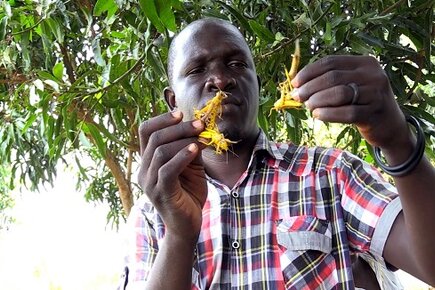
[304,100,311,110]
[312,109,319,119]
[291,88,300,101]
[187,143,197,153]
[192,120,203,129]
[171,109,181,118]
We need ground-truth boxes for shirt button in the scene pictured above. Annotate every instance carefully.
[231,190,239,198]
[231,241,240,249]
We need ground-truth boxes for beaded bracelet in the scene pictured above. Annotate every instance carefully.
[374,115,425,177]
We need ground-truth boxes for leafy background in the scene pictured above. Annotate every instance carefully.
[1,0,434,227]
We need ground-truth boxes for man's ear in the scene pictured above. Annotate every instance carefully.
[164,87,176,110]
[257,75,262,94]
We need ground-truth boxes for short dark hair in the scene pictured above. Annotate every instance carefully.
[167,18,246,85]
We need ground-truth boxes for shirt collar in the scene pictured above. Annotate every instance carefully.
[253,130,316,175]
[252,129,287,161]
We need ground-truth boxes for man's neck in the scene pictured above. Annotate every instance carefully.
[201,131,259,189]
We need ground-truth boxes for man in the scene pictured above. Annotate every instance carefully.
[122,18,435,289]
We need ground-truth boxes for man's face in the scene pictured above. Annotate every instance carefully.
[167,21,260,141]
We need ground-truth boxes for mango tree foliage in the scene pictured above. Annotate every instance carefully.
[0,0,434,224]
[0,165,13,230]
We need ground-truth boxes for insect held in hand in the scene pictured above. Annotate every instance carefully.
[198,128,237,155]
[270,39,303,114]
[194,90,237,154]
[194,90,227,128]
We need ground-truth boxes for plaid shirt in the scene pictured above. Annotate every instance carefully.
[124,131,402,290]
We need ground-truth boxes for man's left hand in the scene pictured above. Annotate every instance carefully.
[291,55,409,150]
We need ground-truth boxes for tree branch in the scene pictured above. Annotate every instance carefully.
[83,122,134,215]
[126,148,133,185]
[59,44,76,83]
[259,0,406,60]
[104,150,133,216]
[68,99,135,215]
[380,0,406,15]
[0,71,29,85]
[11,18,45,36]
[259,4,333,59]
[83,54,146,96]
[126,109,137,185]
[127,108,139,147]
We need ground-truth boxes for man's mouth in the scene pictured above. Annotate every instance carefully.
[198,92,241,109]
[221,92,242,106]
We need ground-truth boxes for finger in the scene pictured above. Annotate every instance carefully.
[143,119,204,166]
[292,55,366,88]
[147,119,204,149]
[304,84,370,111]
[293,70,357,102]
[151,143,200,200]
[312,104,371,124]
[145,138,200,189]
[158,143,200,188]
[149,138,200,174]
[139,110,183,155]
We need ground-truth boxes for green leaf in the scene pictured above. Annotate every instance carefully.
[293,12,312,29]
[421,93,435,107]
[21,114,37,134]
[79,131,92,148]
[335,126,351,146]
[217,1,253,34]
[75,155,90,180]
[101,62,111,86]
[323,22,332,45]
[147,46,166,78]
[156,0,176,32]
[110,31,126,38]
[248,20,275,43]
[0,17,7,41]
[139,0,165,33]
[103,88,121,108]
[109,58,128,81]
[364,140,375,164]
[37,71,59,82]
[357,32,385,48]
[288,108,308,121]
[92,37,106,67]
[82,123,106,157]
[45,18,64,43]
[171,0,182,11]
[52,62,64,81]
[349,35,373,55]
[49,134,65,159]
[257,108,269,134]
[122,10,138,27]
[94,0,117,17]
[404,106,435,125]
[33,79,44,91]
[3,1,12,18]
[43,80,60,92]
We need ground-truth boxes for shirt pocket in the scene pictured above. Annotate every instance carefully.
[276,215,338,289]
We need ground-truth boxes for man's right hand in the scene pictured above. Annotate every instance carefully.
[138,109,207,244]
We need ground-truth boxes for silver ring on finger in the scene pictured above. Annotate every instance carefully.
[347,82,359,105]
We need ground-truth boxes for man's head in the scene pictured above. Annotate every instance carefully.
[166,18,249,85]
[164,18,260,142]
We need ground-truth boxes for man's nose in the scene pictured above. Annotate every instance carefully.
[205,69,236,92]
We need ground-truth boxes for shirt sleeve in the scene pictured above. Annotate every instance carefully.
[337,151,402,259]
[122,197,202,290]
[124,196,159,289]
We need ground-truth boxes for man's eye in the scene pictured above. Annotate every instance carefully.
[228,61,247,68]
[188,67,205,75]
